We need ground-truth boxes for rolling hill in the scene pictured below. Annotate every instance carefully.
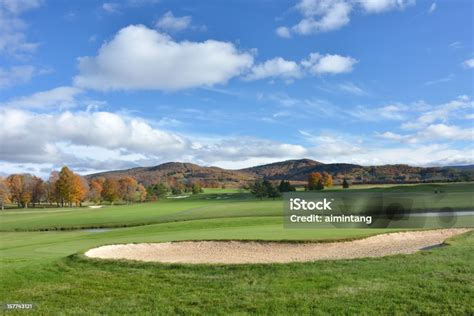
[86,159,474,187]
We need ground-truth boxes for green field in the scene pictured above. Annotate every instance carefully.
[1,183,473,314]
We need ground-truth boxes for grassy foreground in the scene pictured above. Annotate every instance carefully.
[0,183,473,314]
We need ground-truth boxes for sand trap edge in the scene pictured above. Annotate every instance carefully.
[84,228,472,265]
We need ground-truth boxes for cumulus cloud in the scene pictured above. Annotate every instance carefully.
[0,108,315,173]
[0,86,82,109]
[0,108,188,165]
[463,58,474,69]
[0,0,42,57]
[245,57,302,81]
[302,53,357,74]
[275,26,291,38]
[1,107,473,175]
[280,0,415,37]
[155,11,191,32]
[428,2,436,14]
[293,0,352,34]
[74,25,254,91]
[246,52,357,81]
[359,0,415,13]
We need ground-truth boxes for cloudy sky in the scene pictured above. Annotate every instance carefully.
[0,0,473,176]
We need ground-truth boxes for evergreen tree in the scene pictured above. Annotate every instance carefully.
[250,179,267,199]
[342,178,350,189]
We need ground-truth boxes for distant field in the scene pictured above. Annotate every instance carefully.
[0,182,473,314]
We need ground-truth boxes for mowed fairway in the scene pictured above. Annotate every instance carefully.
[1,183,473,314]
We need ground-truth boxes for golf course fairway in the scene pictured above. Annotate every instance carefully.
[1,184,473,314]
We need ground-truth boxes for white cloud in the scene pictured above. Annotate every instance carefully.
[463,58,474,69]
[245,52,358,82]
[302,53,357,74]
[192,137,308,163]
[449,41,462,49]
[379,124,473,144]
[0,108,188,165]
[275,26,291,38]
[293,0,352,34]
[245,57,302,81]
[0,0,42,14]
[102,2,120,13]
[428,2,436,14]
[401,95,473,129]
[352,104,407,121]
[359,0,415,13]
[280,0,415,37]
[424,74,454,86]
[420,124,473,141]
[155,11,191,32]
[0,86,82,109]
[0,108,318,173]
[0,65,43,88]
[0,0,42,57]
[337,82,366,95]
[74,25,254,91]
[1,107,473,175]
[101,0,159,13]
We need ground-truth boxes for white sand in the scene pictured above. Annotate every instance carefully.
[85,228,471,264]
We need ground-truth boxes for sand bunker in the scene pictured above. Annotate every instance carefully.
[85,228,471,264]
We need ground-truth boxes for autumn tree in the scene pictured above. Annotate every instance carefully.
[0,178,10,210]
[56,167,76,207]
[45,171,60,206]
[88,179,104,203]
[71,174,88,206]
[55,167,87,207]
[322,172,333,188]
[308,172,324,191]
[102,178,120,204]
[6,174,22,208]
[7,174,34,208]
[191,182,203,195]
[30,176,45,207]
[118,176,138,204]
[136,184,147,202]
[171,182,185,195]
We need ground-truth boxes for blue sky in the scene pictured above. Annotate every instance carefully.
[0,0,473,176]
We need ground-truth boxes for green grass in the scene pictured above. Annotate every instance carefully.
[1,182,472,232]
[0,183,473,314]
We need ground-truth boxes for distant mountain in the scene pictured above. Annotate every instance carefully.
[445,164,474,171]
[241,159,360,181]
[87,159,474,187]
[87,162,254,187]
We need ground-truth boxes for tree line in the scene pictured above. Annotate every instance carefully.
[0,166,148,209]
[0,166,209,210]
[248,172,350,199]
